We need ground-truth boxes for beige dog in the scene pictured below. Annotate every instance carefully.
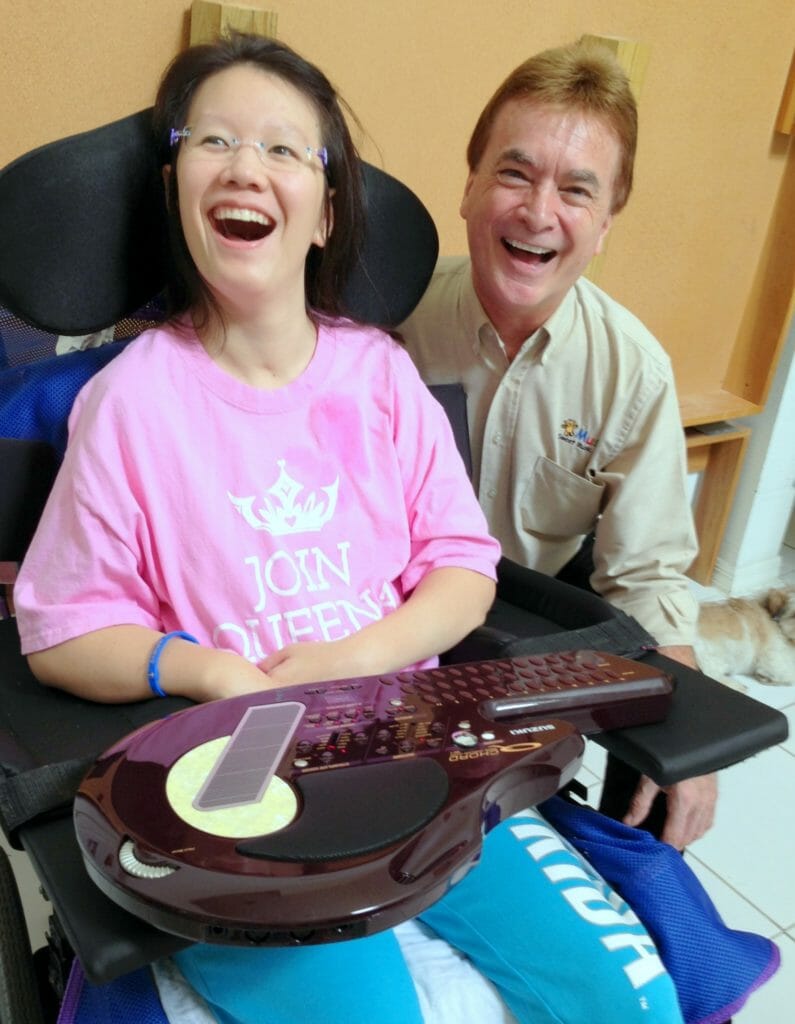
[694,587,795,690]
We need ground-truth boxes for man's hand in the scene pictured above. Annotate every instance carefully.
[623,772,718,849]
[656,644,699,670]
[624,642,718,848]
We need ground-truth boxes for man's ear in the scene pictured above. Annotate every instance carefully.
[459,172,476,220]
[593,212,614,256]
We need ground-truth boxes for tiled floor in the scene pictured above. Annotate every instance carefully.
[576,543,795,1022]
[2,550,794,1021]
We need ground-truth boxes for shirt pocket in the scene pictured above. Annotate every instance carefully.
[519,457,604,539]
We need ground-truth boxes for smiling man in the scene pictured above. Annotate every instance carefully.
[400,40,717,849]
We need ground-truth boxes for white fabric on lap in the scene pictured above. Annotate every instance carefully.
[394,920,519,1024]
[152,958,216,1023]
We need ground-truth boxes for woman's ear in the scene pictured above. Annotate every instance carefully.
[313,187,335,248]
[162,164,172,208]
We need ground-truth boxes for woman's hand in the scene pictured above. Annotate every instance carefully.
[28,625,276,704]
[260,566,496,687]
[258,638,367,688]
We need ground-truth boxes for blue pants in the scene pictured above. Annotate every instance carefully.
[174,809,683,1024]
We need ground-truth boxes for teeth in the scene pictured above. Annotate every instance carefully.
[506,239,554,256]
[214,207,271,226]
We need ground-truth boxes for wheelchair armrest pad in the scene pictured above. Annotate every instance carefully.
[21,814,188,985]
[449,575,788,784]
[495,557,621,630]
[445,625,788,786]
[595,651,789,785]
[0,617,192,846]
[441,624,519,663]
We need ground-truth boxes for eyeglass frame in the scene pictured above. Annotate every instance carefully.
[169,126,329,172]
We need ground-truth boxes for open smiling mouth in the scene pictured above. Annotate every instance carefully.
[502,238,556,264]
[212,207,275,242]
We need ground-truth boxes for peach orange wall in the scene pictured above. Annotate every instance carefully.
[3,1,794,401]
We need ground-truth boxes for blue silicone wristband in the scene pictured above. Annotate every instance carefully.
[147,630,199,697]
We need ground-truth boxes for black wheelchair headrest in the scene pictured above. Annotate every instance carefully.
[0,110,438,336]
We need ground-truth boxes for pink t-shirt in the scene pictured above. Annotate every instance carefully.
[15,321,499,667]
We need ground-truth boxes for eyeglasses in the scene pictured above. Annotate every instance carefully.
[170,126,328,173]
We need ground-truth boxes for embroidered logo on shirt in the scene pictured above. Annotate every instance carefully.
[559,419,597,453]
[228,460,339,536]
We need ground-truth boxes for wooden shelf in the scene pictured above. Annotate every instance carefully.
[684,422,752,584]
[679,390,761,428]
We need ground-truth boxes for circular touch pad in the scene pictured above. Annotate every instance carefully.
[238,757,450,863]
[166,737,299,839]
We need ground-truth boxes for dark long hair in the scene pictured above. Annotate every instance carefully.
[152,32,365,332]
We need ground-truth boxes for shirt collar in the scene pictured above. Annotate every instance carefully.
[462,266,579,366]
[532,287,577,364]
[449,268,507,373]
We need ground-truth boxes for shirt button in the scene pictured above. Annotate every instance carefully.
[493,433,503,444]
[487,488,497,499]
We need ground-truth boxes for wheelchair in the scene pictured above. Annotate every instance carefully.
[0,109,788,1023]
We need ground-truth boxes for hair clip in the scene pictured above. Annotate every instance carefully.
[169,128,190,147]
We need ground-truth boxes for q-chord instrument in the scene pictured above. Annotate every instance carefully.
[73,650,673,946]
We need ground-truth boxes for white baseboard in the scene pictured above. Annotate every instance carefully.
[786,510,795,548]
[711,553,784,595]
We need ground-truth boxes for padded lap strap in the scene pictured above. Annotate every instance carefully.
[499,613,659,660]
[446,609,658,666]
[0,758,92,845]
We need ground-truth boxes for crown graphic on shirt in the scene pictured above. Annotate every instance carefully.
[228,460,339,536]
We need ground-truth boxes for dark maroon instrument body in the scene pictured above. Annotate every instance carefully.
[74,651,672,946]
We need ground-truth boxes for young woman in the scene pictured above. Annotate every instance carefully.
[14,34,683,1024]
[16,37,497,705]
